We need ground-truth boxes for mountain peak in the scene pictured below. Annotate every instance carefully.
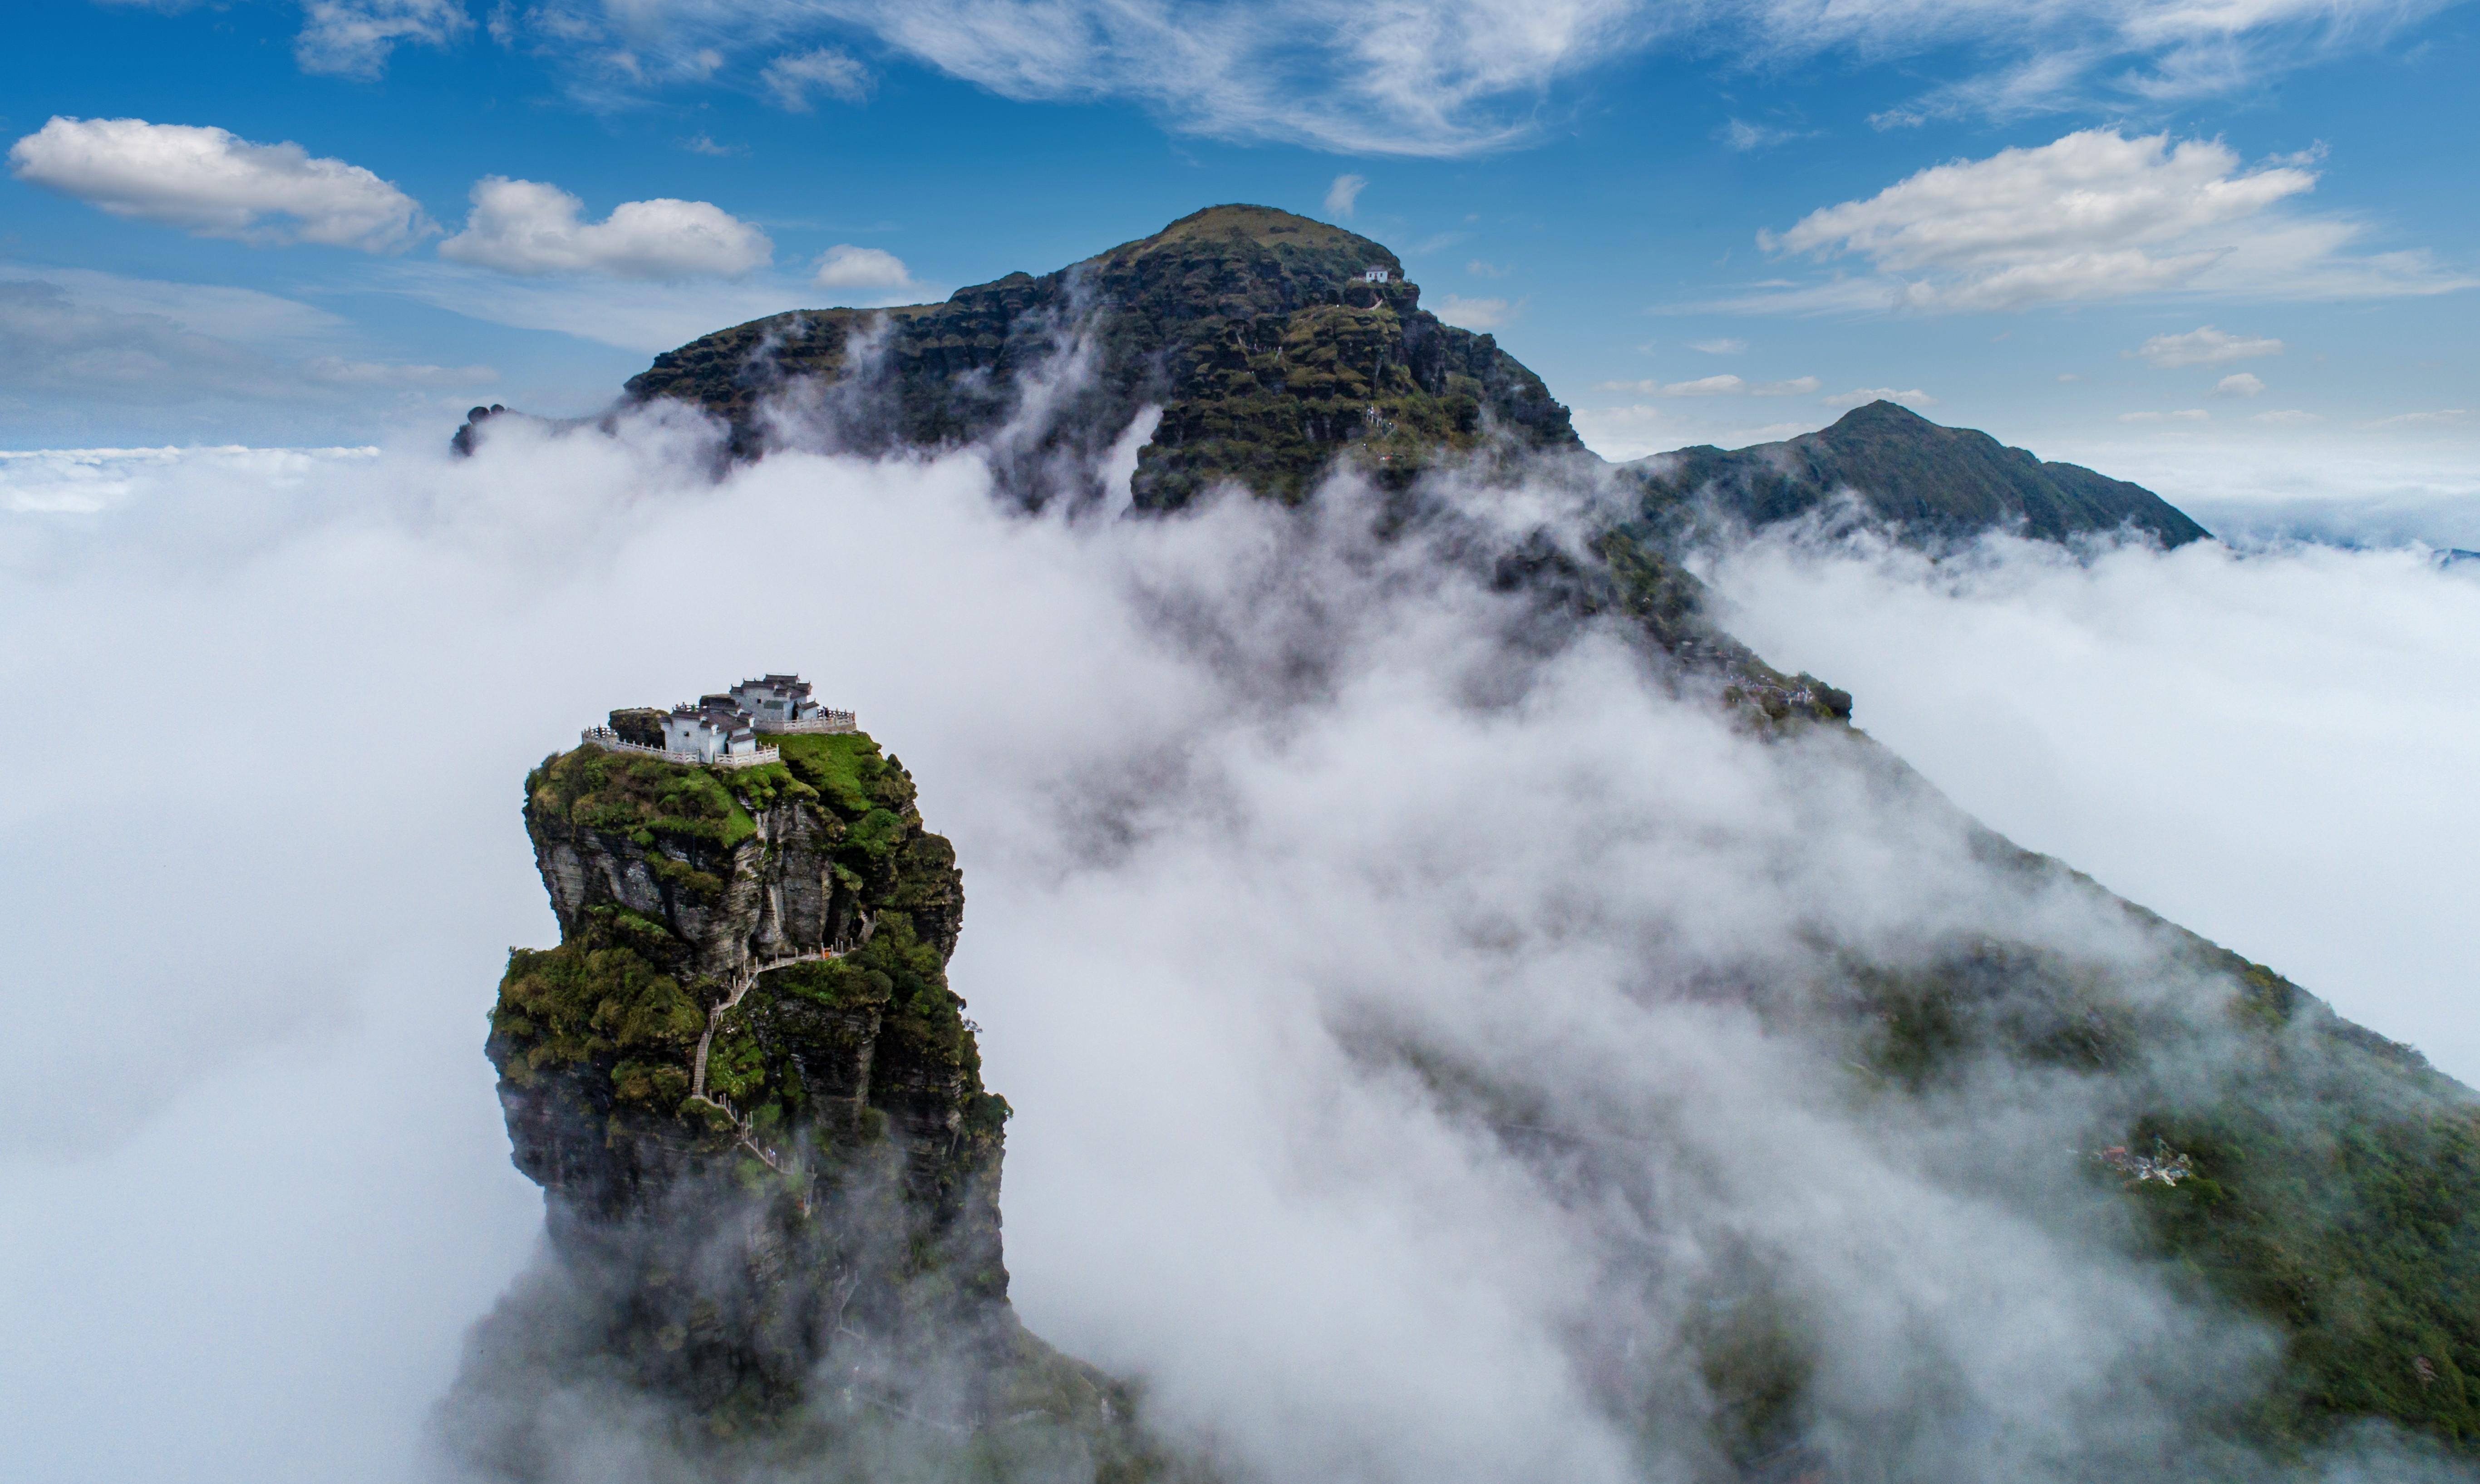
[1112,202,1396,269]
[1826,398,1938,432]
[1630,399,2211,547]
[623,205,1573,506]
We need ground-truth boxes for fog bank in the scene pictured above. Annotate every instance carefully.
[0,418,2469,1484]
[1705,528,2480,1084]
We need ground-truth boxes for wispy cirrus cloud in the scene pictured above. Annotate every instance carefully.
[391,0,2454,157]
[759,47,872,109]
[1821,386,1935,409]
[295,0,472,78]
[1597,373,1821,396]
[1431,293,1516,329]
[2130,325,2284,367]
[0,268,494,434]
[1717,130,2472,314]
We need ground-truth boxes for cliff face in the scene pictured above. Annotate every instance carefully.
[456,726,1156,1478]
[623,204,1579,508]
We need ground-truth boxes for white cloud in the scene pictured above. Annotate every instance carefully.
[759,48,872,109]
[2119,408,2212,422]
[1743,130,2469,312]
[2130,325,2284,368]
[1690,338,1747,354]
[1324,173,1369,218]
[811,243,916,293]
[2213,373,2264,398]
[2251,409,2321,424]
[0,261,348,348]
[1431,294,1512,330]
[377,260,806,350]
[303,357,497,386]
[1567,401,1674,459]
[1610,373,1823,397]
[1466,259,1511,277]
[0,279,293,402]
[477,0,2450,157]
[1720,118,1814,152]
[1822,386,1936,409]
[437,177,772,279]
[295,0,471,78]
[13,422,2473,1484]
[0,270,490,439]
[2368,409,2471,428]
[1708,526,2480,1081]
[1571,401,1819,458]
[7,117,430,252]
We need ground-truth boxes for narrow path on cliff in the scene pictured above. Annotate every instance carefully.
[689,949,834,1101]
[682,948,838,1196]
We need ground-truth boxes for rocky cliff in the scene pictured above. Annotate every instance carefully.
[622,204,1578,508]
[610,205,2213,553]
[445,725,1169,1480]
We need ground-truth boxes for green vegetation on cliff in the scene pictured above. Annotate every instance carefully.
[493,938,704,1084]
[1838,918,2480,1453]
[472,721,1161,1474]
[528,746,766,848]
[625,203,1578,507]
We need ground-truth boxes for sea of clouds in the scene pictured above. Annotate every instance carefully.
[1,411,2474,1484]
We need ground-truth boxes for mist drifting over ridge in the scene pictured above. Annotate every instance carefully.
[1,369,2476,1484]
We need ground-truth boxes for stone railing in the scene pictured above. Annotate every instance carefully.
[578,727,781,769]
[753,709,857,736]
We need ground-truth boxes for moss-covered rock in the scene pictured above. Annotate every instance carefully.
[468,728,1173,1479]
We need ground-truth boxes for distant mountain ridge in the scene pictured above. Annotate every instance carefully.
[605,203,2212,551]
[1628,399,2212,548]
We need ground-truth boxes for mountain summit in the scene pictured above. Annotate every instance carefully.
[1628,399,2211,548]
[624,203,1577,506]
[609,204,2213,552]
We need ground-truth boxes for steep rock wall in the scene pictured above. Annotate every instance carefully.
[456,728,1161,1479]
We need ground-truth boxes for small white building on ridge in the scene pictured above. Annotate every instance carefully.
[662,696,763,762]
[730,673,822,724]
[583,672,853,767]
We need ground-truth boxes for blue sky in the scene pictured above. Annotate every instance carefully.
[4,0,2475,474]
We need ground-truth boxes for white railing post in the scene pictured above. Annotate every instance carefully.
[578,728,780,770]
[752,711,858,736]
